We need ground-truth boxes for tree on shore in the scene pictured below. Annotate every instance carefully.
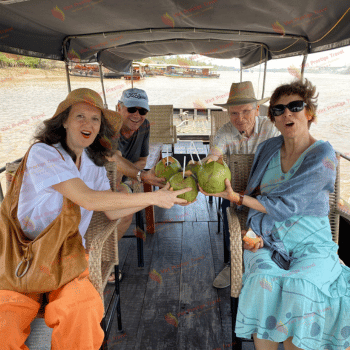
[0,52,63,69]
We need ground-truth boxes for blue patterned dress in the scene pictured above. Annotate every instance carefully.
[236,141,350,350]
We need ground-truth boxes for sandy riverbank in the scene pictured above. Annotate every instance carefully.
[0,66,67,82]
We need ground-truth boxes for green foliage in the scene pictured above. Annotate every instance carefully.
[0,53,16,67]
[0,52,60,69]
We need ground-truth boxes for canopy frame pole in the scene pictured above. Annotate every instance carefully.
[64,62,72,93]
[261,50,268,99]
[99,62,108,108]
[64,28,308,43]
[301,44,311,81]
[131,63,134,88]
[62,40,72,93]
[301,53,308,81]
[239,61,242,82]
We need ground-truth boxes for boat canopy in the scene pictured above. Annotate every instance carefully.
[0,0,349,72]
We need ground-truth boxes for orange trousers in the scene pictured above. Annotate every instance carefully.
[0,256,104,350]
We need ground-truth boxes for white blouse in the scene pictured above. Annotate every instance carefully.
[17,143,110,247]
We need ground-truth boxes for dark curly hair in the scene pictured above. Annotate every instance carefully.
[268,79,318,128]
[34,106,119,166]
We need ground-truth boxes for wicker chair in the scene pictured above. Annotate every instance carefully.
[5,160,122,350]
[226,152,349,349]
[209,110,231,261]
[209,110,230,150]
[147,104,177,147]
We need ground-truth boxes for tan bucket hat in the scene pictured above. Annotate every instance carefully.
[214,81,270,109]
[51,88,122,133]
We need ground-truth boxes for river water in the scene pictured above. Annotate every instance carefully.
[1,70,350,200]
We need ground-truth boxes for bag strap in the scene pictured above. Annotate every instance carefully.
[9,143,68,207]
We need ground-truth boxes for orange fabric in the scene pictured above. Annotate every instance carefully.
[0,256,104,350]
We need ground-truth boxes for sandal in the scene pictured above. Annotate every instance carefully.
[107,271,124,284]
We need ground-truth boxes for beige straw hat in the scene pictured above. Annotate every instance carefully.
[214,81,270,109]
[51,88,122,133]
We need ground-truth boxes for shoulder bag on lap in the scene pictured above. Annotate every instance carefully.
[0,144,88,293]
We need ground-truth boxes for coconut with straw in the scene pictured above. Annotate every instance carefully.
[155,155,181,181]
[169,156,198,202]
[185,141,202,179]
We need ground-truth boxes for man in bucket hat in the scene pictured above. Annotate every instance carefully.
[206,81,279,289]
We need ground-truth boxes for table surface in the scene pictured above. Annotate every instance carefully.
[173,141,209,156]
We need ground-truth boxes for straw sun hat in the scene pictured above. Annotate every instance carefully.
[214,81,270,109]
[51,88,122,133]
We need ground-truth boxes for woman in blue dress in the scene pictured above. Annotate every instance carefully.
[200,80,350,350]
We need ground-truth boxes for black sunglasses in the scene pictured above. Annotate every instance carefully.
[127,107,148,115]
[270,100,306,117]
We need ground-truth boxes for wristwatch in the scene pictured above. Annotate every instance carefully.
[136,170,144,183]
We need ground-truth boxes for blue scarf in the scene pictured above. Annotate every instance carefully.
[243,135,337,264]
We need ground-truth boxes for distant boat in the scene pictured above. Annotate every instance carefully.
[123,62,146,80]
[164,64,220,78]
[69,64,124,79]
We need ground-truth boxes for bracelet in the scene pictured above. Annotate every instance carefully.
[236,192,245,206]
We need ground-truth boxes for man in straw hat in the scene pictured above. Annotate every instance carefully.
[207,81,279,289]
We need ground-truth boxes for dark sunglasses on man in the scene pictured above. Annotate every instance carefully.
[270,100,306,117]
[127,107,148,115]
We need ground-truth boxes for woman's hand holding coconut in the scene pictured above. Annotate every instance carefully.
[155,183,193,208]
[199,178,267,214]
[198,178,238,202]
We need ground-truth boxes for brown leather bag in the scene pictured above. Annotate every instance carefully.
[0,144,88,293]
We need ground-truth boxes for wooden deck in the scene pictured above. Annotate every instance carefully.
[105,193,281,350]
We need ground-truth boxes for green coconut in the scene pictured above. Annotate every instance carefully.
[169,171,198,202]
[185,160,201,179]
[155,156,182,181]
[198,157,231,194]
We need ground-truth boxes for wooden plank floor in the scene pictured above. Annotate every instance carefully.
[104,193,283,350]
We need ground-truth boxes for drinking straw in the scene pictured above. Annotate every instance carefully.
[191,141,202,165]
[167,150,169,165]
[183,156,186,178]
[190,151,194,163]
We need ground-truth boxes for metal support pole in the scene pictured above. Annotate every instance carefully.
[301,53,308,81]
[99,62,108,108]
[261,52,268,99]
[131,63,134,88]
[239,61,242,82]
[65,61,72,93]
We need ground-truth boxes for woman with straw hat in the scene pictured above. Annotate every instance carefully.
[0,88,191,350]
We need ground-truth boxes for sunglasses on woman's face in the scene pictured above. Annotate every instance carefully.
[127,107,148,115]
[270,100,306,117]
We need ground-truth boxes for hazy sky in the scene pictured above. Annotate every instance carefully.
[187,45,350,69]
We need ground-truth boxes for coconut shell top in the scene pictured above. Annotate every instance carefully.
[197,157,231,194]
[169,172,198,203]
[185,160,201,179]
[155,156,182,181]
